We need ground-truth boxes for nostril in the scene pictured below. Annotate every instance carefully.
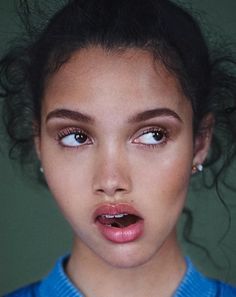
[96,189,105,193]
[93,169,132,196]
[116,188,126,192]
[95,187,126,196]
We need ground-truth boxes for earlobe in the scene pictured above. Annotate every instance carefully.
[192,113,214,170]
[34,135,44,174]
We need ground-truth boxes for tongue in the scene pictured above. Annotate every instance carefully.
[98,214,139,228]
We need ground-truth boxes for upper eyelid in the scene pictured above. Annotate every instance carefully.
[132,119,178,131]
[139,127,167,134]
[132,126,169,139]
[134,127,168,140]
[56,127,90,140]
[46,120,93,135]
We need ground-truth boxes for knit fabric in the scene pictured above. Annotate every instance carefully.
[4,256,236,297]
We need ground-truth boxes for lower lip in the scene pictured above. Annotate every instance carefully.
[96,220,144,243]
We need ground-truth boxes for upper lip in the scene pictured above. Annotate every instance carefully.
[93,203,143,221]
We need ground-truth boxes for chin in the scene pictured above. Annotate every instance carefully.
[95,242,159,269]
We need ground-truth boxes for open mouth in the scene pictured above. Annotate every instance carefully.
[94,203,144,243]
[96,213,140,228]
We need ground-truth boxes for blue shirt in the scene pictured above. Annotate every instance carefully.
[4,256,236,297]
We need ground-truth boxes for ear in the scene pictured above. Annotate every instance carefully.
[34,136,41,160]
[192,113,214,169]
[33,122,41,161]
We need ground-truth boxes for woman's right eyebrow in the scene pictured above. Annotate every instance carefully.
[46,108,94,124]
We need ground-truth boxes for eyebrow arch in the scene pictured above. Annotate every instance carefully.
[46,109,94,124]
[128,108,183,123]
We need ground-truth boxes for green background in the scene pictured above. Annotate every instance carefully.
[0,0,236,295]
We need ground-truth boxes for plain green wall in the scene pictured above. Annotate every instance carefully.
[0,0,236,295]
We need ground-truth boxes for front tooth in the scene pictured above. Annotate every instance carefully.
[103,214,115,219]
[115,214,128,218]
[102,213,128,219]
[114,214,123,218]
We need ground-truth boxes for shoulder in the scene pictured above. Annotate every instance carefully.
[2,254,83,297]
[216,281,236,296]
[175,258,236,297]
[3,282,40,297]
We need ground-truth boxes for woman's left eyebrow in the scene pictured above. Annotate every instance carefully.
[128,108,183,123]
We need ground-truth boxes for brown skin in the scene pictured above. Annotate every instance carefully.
[35,47,213,297]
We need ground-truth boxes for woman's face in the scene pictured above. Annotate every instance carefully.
[36,47,203,268]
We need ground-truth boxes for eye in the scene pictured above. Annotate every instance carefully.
[57,128,92,147]
[133,128,168,146]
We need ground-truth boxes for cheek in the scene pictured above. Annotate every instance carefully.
[135,153,192,238]
[132,139,193,209]
[136,145,192,185]
[160,155,192,195]
[39,143,94,216]
[43,165,93,232]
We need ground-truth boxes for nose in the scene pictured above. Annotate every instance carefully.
[92,149,132,197]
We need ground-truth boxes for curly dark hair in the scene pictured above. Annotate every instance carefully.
[1,0,236,282]
[0,0,236,177]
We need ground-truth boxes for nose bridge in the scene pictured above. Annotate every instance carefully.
[92,142,131,197]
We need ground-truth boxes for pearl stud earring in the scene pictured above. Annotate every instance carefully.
[192,164,203,173]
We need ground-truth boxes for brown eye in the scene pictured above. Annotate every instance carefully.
[152,131,164,142]
[75,132,88,144]
[134,128,167,145]
[58,130,91,147]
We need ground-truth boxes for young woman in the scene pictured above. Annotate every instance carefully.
[1,0,236,296]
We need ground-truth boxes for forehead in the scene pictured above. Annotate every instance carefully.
[43,47,191,118]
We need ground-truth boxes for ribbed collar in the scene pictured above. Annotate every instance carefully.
[39,255,85,297]
[174,258,217,297]
[38,256,217,297]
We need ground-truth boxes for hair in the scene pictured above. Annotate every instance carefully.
[1,0,236,168]
[0,0,236,174]
[1,0,236,279]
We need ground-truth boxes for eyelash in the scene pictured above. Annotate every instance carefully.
[133,127,169,148]
[56,127,92,148]
[55,126,169,149]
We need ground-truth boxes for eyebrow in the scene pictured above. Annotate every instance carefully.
[128,108,183,123]
[46,109,94,124]
[46,107,182,125]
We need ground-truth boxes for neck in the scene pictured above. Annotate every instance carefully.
[66,232,186,297]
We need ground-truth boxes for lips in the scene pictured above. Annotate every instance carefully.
[94,204,144,243]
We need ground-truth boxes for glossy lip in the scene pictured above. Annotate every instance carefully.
[94,203,144,243]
